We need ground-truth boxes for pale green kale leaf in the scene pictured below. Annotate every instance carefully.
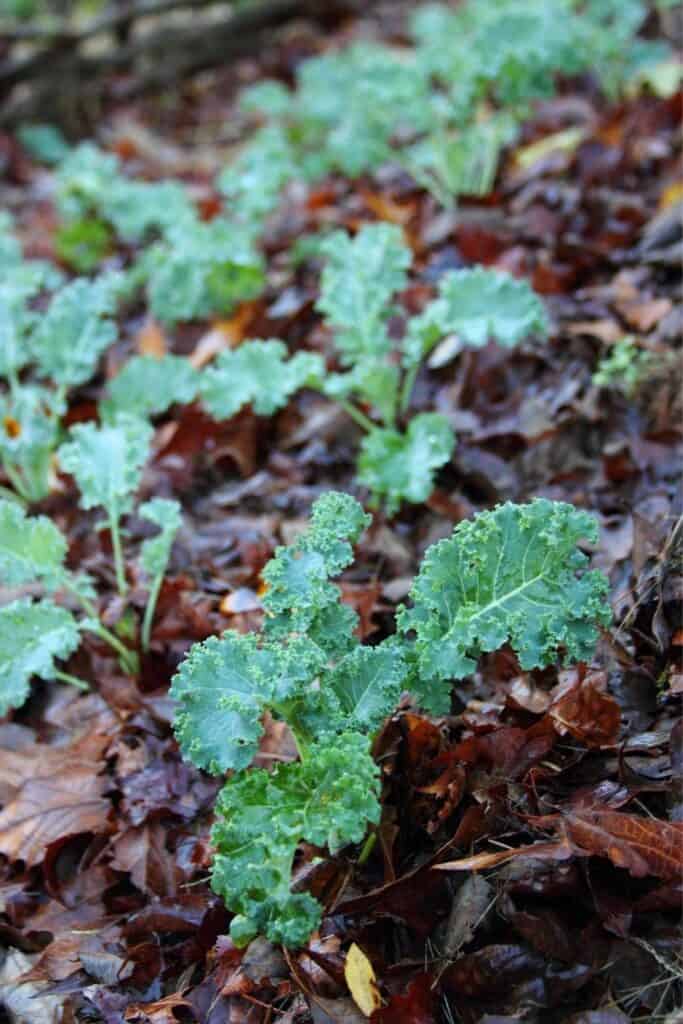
[139,498,182,579]
[317,223,411,364]
[102,355,200,420]
[0,598,80,715]
[0,499,67,588]
[403,266,548,370]
[58,413,153,517]
[357,413,455,515]
[170,631,326,774]
[200,340,324,420]
[30,277,118,389]
[261,492,370,653]
[329,643,407,733]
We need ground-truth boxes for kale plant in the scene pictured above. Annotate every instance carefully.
[220,0,669,210]
[53,143,266,325]
[171,491,611,948]
[0,417,184,711]
[199,223,548,514]
[0,231,120,504]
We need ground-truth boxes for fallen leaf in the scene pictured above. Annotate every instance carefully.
[372,973,437,1023]
[344,944,381,1017]
[0,949,66,1024]
[135,317,167,357]
[189,303,258,367]
[548,673,621,748]
[563,808,683,880]
[435,838,574,873]
[0,766,110,867]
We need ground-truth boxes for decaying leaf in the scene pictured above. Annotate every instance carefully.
[344,943,381,1017]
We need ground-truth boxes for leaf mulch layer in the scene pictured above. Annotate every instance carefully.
[0,6,682,1023]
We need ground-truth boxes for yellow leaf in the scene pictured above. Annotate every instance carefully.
[344,943,381,1017]
[514,127,585,171]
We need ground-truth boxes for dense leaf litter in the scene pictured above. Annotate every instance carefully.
[0,2,681,1021]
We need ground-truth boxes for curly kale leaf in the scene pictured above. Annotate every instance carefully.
[357,413,455,515]
[200,340,324,421]
[317,223,411,365]
[398,498,612,682]
[102,354,200,420]
[171,631,328,774]
[58,413,153,517]
[329,643,407,733]
[211,733,381,947]
[0,598,80,715]
[262,492,370,652]
[402,266,548,370]
[29,277,119,389]
[0,499,67,588]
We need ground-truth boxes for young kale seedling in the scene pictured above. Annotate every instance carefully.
[58,413,153,596]
[0,499,138,711]
[198,223,548,515]
[0,420,184,710]
[0,256,120,504]
[171,491,611,948]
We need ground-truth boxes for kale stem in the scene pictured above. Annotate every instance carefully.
[108,505,128,597]
[1,458,31,503]
[399,364,419,414]
[89,622,139,675]
[357,829,377,866]
[0,483,27,506]
[62,578,138,675]
[54,669,90,691]
[141,573,162,652]
[338,400,376,434]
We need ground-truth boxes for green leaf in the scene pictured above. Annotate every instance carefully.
[398,498,612,682]
[294,43,434,177]
[317,224,411,364]
[239,80,293,117]
[217,124,297,222]
[54,218,113,273]
[139,498,182,579]
[17,123,70,165]
[57,413,153,516]
[329,643,407,733]
[323,362,400,426]
[145,217,264,325]
[30,277,118,389]
[0,385,63,501]
[403,266,548,370]
[0,499,67,588]
[102,355,200,420]
[171,632,271,774]
[357,413,455,515]
[200,340,324,420]
[171,631,326,774]
[262,492,369,651]
[211,733,381,947]
[0,598,80,715]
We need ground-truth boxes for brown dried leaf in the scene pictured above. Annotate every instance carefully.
[135,317,167,357]
[0,766,110,867]
[563,808,683,880]
[435,838,574,873]
[548,673,621,748]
